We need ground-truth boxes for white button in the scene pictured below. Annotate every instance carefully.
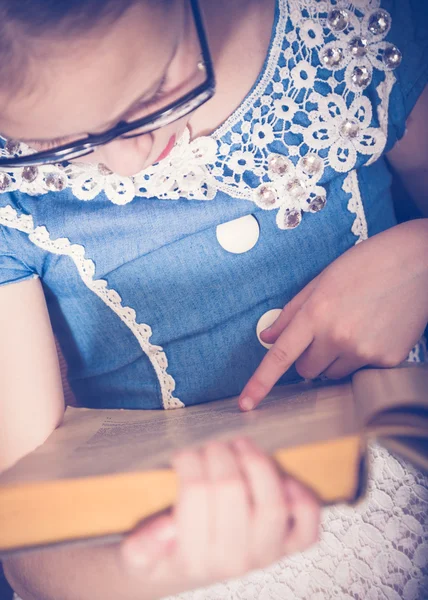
[256,309,282,349]
[216,215,260,254]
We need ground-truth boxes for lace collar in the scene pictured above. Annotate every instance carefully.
[0,0,401,229]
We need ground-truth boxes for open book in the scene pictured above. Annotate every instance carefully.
[0,365,427,556]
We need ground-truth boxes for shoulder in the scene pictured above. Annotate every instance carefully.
[0,189,44,286]
[278,0,428,154]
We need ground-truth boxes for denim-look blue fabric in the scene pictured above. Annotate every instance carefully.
[0,0,427,409]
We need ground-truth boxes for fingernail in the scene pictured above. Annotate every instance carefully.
[260,327,273,341]
[240,397,255,411]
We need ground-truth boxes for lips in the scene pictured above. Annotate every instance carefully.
[155,134,176,163]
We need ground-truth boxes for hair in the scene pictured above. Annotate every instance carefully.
[0,0,151,95]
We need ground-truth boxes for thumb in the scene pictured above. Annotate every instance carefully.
[121,514,176,569]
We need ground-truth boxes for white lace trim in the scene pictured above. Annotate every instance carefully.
[343,170,368,243]
[0,0,400,232]
[366,73,396,167]
[0,205,184,410]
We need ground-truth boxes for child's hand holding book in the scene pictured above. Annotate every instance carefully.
[121,439,320,590]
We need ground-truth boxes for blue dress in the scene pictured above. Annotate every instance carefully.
[1,0,427,411]
[4,2,428,599]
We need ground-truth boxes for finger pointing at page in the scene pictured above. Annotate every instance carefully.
[239,310,314,411]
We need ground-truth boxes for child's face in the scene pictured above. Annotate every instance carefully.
[0,0,202,176]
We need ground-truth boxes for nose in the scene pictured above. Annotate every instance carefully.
[91,135,153,177]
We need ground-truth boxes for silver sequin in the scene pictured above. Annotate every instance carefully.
[256,184,277,207]
[268,154,291,177]
[308,195,327,213]
[341,119,360,139]
[321,46,344,68]
[368,10,391,35]
[351,65,371,88]
[0,173,11,191]
[327,9,349,32]
[348,37,368,57]
[22,166,39,183]
[45,173,67,192]
[281,209,302,229]
[383,45,402,70]
[301,154,323,176]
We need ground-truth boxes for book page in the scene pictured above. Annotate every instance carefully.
[0,380,358,485]
[352,364,428,435]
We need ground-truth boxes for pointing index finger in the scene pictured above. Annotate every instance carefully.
[239,310,313,411]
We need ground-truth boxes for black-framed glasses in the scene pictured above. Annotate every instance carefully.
[0,0,215,169]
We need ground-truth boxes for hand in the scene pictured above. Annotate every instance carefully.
[239,220,428,411]
[121,439,319,593]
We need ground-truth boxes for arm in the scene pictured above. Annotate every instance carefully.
[3,285,319,599]
[387,85,428,216]
[0,278,64,472]
[0,279,151,600]
[1,278,165,600]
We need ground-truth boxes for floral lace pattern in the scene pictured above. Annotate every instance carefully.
[0,205,184,411]
[1,0,401,231]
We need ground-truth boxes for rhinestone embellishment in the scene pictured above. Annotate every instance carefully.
[368,10,391,36]
[286,179,306,199]
[0,173,11,191]
[383,45,402,70]
[22,166,39,183]
[301,154,323,176]
[98,163,113,176]
[327,9,349,32]
[255,184,278,207]
[268,154,291,177]
[341,119,360,139]
[308,195,327,213]
[321,46,344,68]
[282,209,302,229]
[5,139,20,155]
[351,66,371,88]
[45,173,68,192]
[349,37,368,57]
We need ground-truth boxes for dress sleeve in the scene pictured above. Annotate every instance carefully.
[387,0,428,144]
[0,227,38,287]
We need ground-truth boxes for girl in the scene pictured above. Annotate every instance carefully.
[0,0,427,598]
